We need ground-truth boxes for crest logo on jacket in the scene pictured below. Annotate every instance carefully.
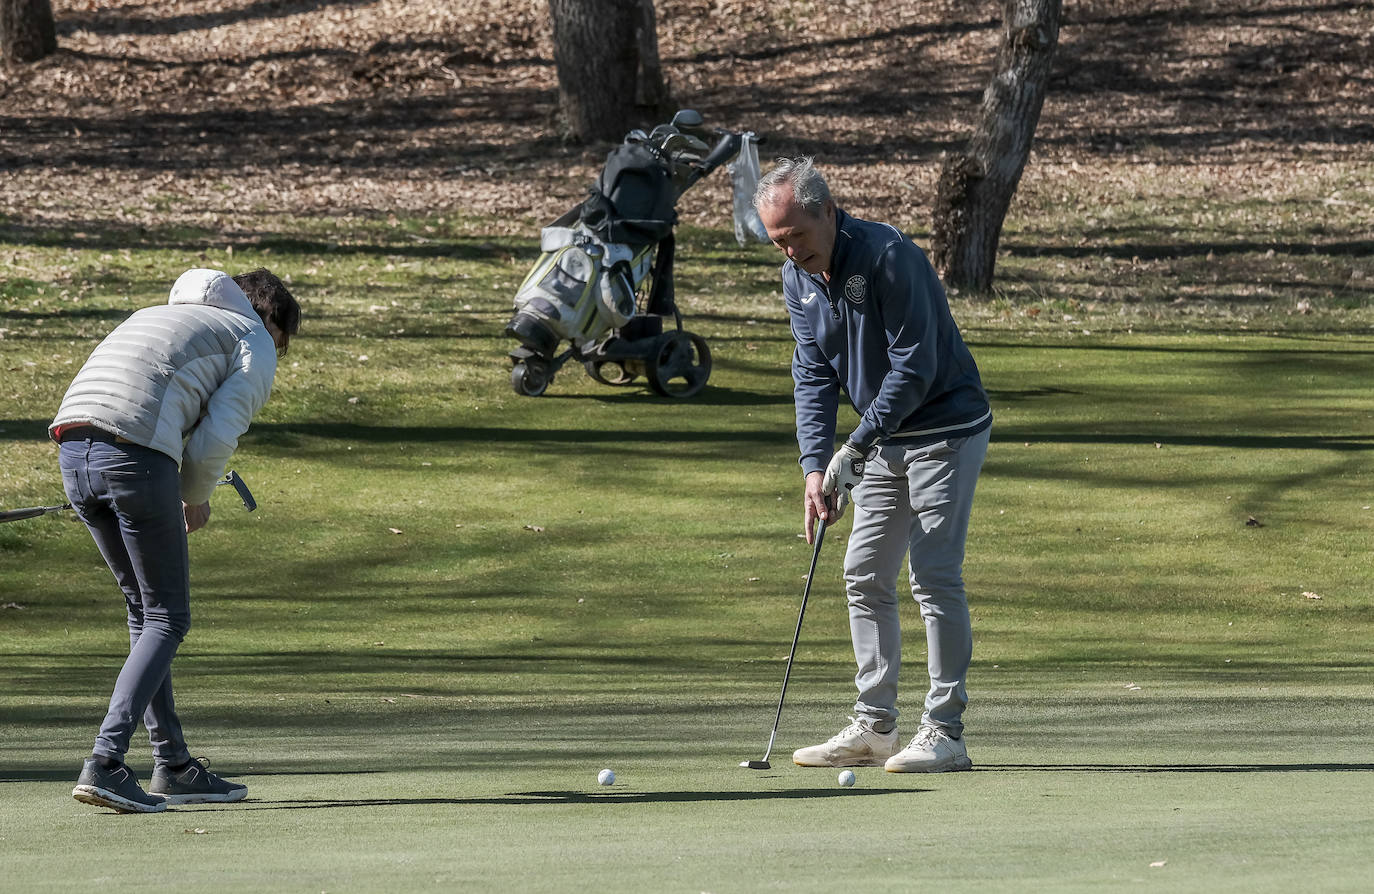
[844,274,867,304]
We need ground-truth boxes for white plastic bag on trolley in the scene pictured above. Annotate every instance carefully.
[728,132,770,246]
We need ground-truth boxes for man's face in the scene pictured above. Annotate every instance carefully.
[758,187,838,278]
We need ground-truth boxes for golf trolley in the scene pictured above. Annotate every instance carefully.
[505,110,760,398]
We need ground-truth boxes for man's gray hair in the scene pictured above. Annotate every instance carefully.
[754,156,832,216]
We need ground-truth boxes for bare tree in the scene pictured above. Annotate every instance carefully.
[548,0,670,143]
[931,0,1062,293]
[0,0,56,63]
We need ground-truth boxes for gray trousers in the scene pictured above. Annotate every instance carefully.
[844,428,989,737]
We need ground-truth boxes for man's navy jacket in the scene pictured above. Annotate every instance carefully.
[783,208,992,476]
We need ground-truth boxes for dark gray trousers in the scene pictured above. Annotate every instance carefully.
[60,437,193,767]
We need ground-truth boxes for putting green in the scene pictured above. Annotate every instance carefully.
[2,222,1371,891]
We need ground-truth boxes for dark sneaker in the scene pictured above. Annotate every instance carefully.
[72,758,167,813]
[149,757,248,805]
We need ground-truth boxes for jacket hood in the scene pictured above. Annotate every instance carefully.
[168,268,258,321]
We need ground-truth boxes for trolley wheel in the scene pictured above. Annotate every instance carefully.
[511,360,552,397]
[646,330,711,399]
[584,360,637,387]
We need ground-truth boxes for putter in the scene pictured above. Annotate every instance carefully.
[741,516,828,770]
[0,470,256,522]
[222,469,257,512]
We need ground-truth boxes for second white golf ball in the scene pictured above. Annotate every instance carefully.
[837,769,856,787]
[598,768,615,786]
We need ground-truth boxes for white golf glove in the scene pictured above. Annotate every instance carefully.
[821,442,870,515]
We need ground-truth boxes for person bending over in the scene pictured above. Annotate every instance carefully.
[52,267,299,812]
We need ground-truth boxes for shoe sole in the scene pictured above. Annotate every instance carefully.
[73,785,167,813]
[793,755,895,768]
[153,789,248,805]
[884,757,973,773]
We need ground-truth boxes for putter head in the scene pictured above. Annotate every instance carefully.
[740,760,771,770]
[223,470,257,512]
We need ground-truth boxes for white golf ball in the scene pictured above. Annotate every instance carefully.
[598,768,615,786]
[837,769,856,787]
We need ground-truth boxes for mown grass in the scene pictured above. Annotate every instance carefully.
[1,172,1373,891]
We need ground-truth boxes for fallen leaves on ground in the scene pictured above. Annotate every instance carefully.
[0,1,1366,231]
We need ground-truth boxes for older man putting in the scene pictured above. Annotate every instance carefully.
[755,158,992,773]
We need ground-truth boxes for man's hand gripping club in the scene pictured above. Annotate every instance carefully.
[803,442,872,544]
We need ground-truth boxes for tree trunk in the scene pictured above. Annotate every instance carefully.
[633,0,671,115]
[548,0,669,143]
[0,0,57,63]
[930,0,1061,294]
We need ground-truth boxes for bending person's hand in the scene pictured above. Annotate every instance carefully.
[184,501,211,533]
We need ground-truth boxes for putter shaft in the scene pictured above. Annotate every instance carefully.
[741,517,827,769]
[3,470,254,522]
[0,503,71,523]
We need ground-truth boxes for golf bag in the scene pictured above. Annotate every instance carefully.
[505,110,760,398]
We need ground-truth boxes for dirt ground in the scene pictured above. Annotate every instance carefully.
[1,0,1371,235]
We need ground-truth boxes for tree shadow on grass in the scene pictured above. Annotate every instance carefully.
[218,787,923,811]
[0,217,521,261]
[985,763,1374,773]
[536,386,795,408]
[0,767,386,783]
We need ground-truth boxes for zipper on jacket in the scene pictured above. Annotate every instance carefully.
[812,275,841,321]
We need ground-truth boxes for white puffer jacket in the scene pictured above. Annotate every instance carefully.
[50,268,277,504]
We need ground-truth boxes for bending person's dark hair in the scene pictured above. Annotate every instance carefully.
[233,268,301,354]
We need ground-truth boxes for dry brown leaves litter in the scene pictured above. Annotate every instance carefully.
[1,0,1370,233]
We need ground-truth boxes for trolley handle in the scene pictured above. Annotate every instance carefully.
[683,131,745,188]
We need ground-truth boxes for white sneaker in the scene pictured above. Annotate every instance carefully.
[792,717,898,768]
[884,725,972,773]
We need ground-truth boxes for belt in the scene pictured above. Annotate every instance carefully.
[58,425,133,445]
